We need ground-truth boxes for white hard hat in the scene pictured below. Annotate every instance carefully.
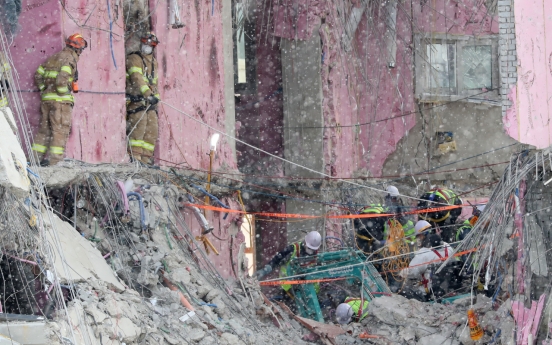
[414,220,432,235]
[476,205,486,212]
[386,185,399,197]
[305,231,322,250]
[336,303,353,325]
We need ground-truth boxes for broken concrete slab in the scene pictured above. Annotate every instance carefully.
[0,107,29,199]
[0,322,46,345]
[43,213,125,292]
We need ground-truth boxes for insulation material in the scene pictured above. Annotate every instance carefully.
[0,106,29,199]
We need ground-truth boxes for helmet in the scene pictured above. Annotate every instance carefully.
[141,31,160,46]
[305,231,322,250]
[336,303,353,325]
[476,205,486,213]
[428,234,442,247]
[414,220,431,235]
[386,186,399,197]
[66,33,88,49]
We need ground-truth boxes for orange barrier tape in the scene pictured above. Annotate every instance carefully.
[260,277,348,286]
[187,203,467,219]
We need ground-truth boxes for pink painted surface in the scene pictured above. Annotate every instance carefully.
[332,1,416,177]
[503,86,519,138]
[153,1,237,172]
[458,197,489,221]
[61,1,127,163]
[272,0,325,40]
[10,0,127,162]
[413,0,498,35]
[10,0,63,150]
[509,0,552,148]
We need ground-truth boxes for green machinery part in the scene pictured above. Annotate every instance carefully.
[286,249,391,322]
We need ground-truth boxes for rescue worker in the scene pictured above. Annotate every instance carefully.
[353,204,387,253]
[456,205,485,242]
[32,33,87,166]
[126,31,160,164]
[256,231,322,281]
[384,185,405,214]
[0,51,10,109]
[413,220,432,249]
[398,233,452,301]
[417,187,463,242]
[335,297,369,325]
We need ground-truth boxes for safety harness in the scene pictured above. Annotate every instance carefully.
[126,52,157,115]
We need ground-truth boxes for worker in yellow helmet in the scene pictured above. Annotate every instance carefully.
[32,33,87,166]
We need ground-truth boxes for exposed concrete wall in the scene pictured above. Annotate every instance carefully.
[382,102,519,184]
[502,0,552,148]
[281,30,324,178]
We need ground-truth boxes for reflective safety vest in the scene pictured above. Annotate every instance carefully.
[344,297,369,322]
[356,204,386,242]
[34,47,78,104]
[279,242,319,293]
[456,220,472,242]
[422,188,460,222]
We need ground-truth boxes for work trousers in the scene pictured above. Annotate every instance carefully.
[31,101,73,165]
[126,102,158,164]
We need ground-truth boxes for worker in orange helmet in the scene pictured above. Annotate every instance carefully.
[32,33,87,166]
[125,31,160,165]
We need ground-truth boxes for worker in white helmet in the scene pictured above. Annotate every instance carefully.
[384,186,403,212]
[256,231,322,294]
[335,297,369,325]
[413,220,432,249]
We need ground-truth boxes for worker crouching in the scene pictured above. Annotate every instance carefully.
[32,33,87,166]
[126,31,160,165]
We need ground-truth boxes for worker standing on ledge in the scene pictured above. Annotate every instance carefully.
[125,31,160,165]
[31,33,87,166]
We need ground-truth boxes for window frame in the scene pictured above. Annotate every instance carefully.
[415,34,499,103]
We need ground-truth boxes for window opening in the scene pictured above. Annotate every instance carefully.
[463,45,492,89]
[426,42,456,90]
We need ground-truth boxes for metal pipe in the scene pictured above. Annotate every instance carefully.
[127,192,146,230]
[204,150,214,215]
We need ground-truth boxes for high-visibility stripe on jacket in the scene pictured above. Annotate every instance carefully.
[456,219,472,242]
[279,242,319,293]
[344,297,369,322]
[34,47,79,104]
[126,52,159,100]
[360,204,385,214]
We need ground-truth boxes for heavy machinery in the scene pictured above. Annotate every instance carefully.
[285,248,391,322]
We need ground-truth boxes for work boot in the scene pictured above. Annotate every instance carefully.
[140,155,153,165]
[39,159,50,167]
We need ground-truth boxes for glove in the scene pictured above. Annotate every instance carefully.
[255,264,272,279]
[147,95,159,105]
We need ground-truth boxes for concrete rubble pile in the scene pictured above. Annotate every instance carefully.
[335,294,515,345]
[32,167,314,345]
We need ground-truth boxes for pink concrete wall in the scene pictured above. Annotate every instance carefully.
[11,0,127,162]
[505,0,552,148]
[10,0,242,278]
[413,0,498,35]
[153,1,237,172]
